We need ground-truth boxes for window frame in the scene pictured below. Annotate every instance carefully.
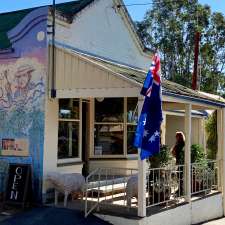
[91,97,138,159]
[57,98,82,164]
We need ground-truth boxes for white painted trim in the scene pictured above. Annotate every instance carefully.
[124,97,127,156]
[217,109,223,192]
[79,98,83,162]
[57,98,82,163]
[90,155,128,159]
[91,97,138,158]
[96,193,223,225]
[95,122,124,125]
[89,98,95,158]
[57,158,82,164]
[161,113,166,145]
[137,97,146,217]
[58,118,80,122]
[184,104,192,202]
[163,95,220,110]
[113,0,153,58]
[221,108,225,215]
[126,154,138,159]
[164,110,205,119]
[56,88,140,98]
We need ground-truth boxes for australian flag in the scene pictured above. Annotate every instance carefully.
[134,54,163,160]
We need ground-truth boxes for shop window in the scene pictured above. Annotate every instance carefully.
[94,98,124,155]
[94,97,138,156]
[95,98,124,122]
[58,99,80,161]
[94,124,124,155]
[127,98,138,154]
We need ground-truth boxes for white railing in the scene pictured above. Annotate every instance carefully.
[191,160,219,195]
[146,164,186,208]
[84,161,220,217]
[85,167,138,217]
[85,168,100,217]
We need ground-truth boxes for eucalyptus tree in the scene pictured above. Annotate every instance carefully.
[136,0,225,94]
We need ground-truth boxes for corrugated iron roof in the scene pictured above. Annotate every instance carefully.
[0,0,95,49]
[0,8,33,49]
[75,52,225,107]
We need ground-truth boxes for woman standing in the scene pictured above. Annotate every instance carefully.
[172,131,185,196]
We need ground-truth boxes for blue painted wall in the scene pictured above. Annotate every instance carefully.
[0,7,48,202]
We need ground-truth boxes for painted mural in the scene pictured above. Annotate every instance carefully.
[0,7,48,202]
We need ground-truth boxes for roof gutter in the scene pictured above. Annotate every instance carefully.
[163,91,225,108]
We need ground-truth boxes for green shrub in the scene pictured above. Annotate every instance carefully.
[191,144,206,163]
[205,111,217,159]
[149,144,206,167]
[149,145,172,168]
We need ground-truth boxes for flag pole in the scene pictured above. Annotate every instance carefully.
[137,97,146,217]
[135,52,162,217]
[51,0,56,98]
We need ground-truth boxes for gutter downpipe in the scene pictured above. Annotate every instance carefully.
[51,0,56,98]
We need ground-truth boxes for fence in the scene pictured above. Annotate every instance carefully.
[191,160,219,195]
[84,161,220,217]
[146,164,185,208]
[85,167,138,217]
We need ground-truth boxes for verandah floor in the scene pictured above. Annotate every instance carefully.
[45,190,220,218]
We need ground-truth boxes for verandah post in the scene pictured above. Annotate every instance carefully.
[184,103,192,202]
[137,97,146,217]
[221,108,225,215]
[217,109,223,192]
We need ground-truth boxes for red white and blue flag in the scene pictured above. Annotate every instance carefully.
[133,54,163,160]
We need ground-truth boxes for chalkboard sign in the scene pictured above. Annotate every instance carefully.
[4,164,32,208]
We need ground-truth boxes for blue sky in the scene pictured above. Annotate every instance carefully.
[124,0,225,21]
[0,0,224,21]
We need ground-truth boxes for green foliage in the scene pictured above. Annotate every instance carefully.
[136,0,225,94]
[171,144,206,165]
[149,145,172,168]
[191,144,206,163]
[205,111,217,159]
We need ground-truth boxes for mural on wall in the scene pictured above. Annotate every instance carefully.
[0,7,48,201]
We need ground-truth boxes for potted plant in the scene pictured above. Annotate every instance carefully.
[148,145,173,204]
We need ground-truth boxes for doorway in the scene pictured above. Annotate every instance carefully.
[82,100,89,177]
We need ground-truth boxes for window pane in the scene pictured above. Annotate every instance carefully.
[94,124,124,155]
[58,121,79,159]
[95,98,124,122]
[127,125,138,154]
[127,98,138,123]
[59,99,79,119]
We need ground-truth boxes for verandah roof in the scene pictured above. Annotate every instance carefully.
[52,47,225,109]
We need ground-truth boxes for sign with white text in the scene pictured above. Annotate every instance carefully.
[5,164,32,207]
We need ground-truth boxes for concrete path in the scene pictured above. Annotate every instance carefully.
[0,207,111,225]
[200,217,225,225]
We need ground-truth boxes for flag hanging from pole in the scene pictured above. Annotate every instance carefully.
[133,54,163,160]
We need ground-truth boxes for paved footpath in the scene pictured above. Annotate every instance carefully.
[200,218,225,225]
[0,207,111,225]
